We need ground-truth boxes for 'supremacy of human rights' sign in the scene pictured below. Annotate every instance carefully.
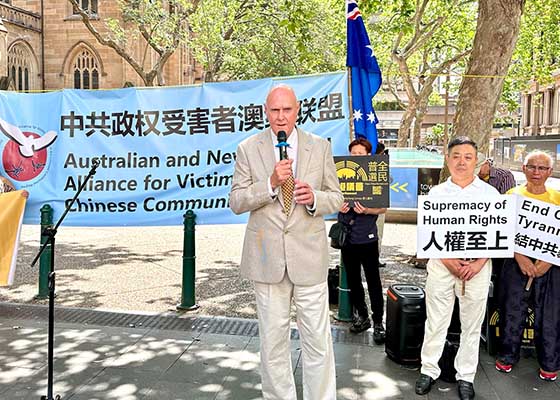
[417,195,516,259]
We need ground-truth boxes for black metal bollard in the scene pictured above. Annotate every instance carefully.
[177,210,199,311]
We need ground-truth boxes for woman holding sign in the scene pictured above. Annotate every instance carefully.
[495,150,560,382]
[337,138,387,344]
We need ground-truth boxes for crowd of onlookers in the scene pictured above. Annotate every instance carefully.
[413,139,559,400]
[338,137,558,400]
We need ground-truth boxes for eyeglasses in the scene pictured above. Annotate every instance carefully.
[525,165,551,172]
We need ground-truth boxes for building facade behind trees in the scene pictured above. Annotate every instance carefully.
[520,71,560,136]
[0,0,201,91]
[492,71,560,178]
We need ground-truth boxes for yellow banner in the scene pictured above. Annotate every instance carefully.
[0,191,26,286]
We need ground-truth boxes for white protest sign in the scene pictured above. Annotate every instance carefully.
[513,195,560,265]
[417,195,516,259]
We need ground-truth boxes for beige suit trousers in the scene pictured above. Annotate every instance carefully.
[254,274,336,400]
[420,259,491,383]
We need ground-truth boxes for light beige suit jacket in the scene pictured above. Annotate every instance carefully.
[230,128,343,286]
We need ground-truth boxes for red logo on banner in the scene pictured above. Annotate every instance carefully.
[2,132,49,181]
[0,119,57,182]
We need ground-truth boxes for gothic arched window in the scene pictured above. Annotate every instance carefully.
[72,49,100,89]
[8,42,35,92]
[73,0,98,14]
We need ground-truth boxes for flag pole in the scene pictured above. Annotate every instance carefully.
[347,67,355,142]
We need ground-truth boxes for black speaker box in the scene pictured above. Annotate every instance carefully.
[385,284,426,365]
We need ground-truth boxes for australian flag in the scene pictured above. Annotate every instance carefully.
[347,0,382,152]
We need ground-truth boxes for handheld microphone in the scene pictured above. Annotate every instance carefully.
[276,130,288,160]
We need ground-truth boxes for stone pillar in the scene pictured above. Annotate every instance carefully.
[552,87,560,126]
[532,93,540,135]
[543,89,552,126]
[0,18,8,78]
[522,94,529,128]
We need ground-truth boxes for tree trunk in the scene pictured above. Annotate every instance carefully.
[452,0,525,155]
[397,106,416,147]
[412,86,433,147]
[413,105,428,147]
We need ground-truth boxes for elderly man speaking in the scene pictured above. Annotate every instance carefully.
[230,84,343,400]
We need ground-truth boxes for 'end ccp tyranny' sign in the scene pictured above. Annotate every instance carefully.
[417,195,516,259]
[514,195,560,265]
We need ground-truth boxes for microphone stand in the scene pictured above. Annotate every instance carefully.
[30,160,99,400]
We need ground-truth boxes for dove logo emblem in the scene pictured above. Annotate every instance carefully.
[0,118,57,182]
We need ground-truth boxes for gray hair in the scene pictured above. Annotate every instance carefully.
[523,150,553,167]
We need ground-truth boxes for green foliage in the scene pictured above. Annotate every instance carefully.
[188,0,346,81]
[514,0,560,84]
[373,101,405,111]
[428,91,443,106]
[114,0,193,50]
[68,0,195,85]
[425,123,447,144]
[502,0,560,102]
[364,0,476,84]
[492,115,516,128]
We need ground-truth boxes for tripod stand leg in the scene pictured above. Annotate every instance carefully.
[48,271,55,400]
[41,235,59,400]
[31,161,98,400]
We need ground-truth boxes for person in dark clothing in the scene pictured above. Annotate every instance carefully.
[495,150,560,382]
[474,154,516,297]
[338,138,387,343]
[475,154,516,194]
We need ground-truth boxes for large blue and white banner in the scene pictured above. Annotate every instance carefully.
[0,72,349,226]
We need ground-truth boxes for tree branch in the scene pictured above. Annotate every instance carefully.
[67,0,151,84]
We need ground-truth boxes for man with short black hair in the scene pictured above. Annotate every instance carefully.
[415,136,498,400]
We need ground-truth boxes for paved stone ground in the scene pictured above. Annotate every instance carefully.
[2,312,557,400]
[0,222,425,324]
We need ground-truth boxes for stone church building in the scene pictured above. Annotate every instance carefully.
[0,0,198,91]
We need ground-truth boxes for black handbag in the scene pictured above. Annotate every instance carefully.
[328,219,353,249]
[327,267,339,304]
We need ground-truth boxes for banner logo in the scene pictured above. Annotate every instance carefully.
[0,118,57,182]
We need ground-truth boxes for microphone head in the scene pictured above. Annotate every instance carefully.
[277,130,287,143]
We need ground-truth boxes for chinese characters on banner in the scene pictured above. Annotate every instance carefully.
[0,73,349,226]
[417,195,516,259]
[60,93,345,138]
[334,154,389,207]
[513,196,560,265]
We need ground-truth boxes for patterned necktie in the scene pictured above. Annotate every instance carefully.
[281,174,295,215]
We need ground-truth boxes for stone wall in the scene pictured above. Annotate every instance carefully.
[1,0,198,90]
